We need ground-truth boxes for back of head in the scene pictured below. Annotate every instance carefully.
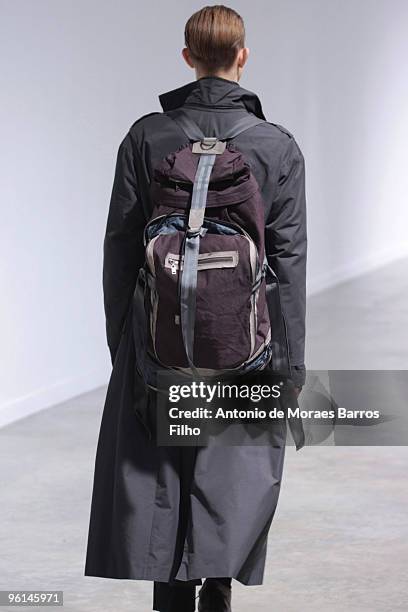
[184,5,245,74]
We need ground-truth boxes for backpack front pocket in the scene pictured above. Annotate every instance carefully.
[144,214,269,370]
[146,222,248,367]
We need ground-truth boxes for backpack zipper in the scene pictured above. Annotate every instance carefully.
[167,178,192,192]
[165,251,239,273]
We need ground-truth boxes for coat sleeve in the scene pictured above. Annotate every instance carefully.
[265,135,307,387]
[103,132,146,365]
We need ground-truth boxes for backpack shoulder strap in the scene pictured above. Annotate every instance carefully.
[167,109,205,140]
[221,113,265,139]
[167,109,265,142]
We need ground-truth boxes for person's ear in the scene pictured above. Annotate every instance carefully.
[237,47,249,80]
[237,47,249,70]
[182,47,195,69]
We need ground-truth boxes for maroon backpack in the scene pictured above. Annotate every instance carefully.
[133,110,289,380]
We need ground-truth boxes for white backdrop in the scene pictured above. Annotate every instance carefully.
[1,0,407,426]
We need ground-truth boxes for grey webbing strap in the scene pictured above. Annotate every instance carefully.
[167,109,205,141]
[221,114,265,139]
[188,153,216,230]
[168,109,265,142]
[180,153,216,371]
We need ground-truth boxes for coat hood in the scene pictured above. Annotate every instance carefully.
[159,76,266,120]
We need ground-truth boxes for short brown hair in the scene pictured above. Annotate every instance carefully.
[184,5,245,72]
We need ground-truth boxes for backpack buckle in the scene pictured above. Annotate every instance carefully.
[192,138,226,155]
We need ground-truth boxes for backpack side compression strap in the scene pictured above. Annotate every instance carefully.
[167,108,265,141]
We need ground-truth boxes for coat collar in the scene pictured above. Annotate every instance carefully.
[159,76,266,120]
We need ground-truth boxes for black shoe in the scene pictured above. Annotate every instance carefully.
[198,578,232,612]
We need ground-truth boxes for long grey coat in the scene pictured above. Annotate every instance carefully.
[85,77,307,586]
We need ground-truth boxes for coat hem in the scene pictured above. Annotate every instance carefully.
[84,568,264,586]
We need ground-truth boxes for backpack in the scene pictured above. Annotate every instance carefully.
[132,110,290,381]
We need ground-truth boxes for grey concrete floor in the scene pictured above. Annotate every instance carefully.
[1,259,408,611]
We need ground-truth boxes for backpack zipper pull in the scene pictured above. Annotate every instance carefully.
[168,258,177,275]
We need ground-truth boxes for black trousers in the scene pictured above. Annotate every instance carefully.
[153,578,232,612]
[153,580,197,612]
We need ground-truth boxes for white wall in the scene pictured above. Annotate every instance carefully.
[255,0,408,294]
[1,0,407,426]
